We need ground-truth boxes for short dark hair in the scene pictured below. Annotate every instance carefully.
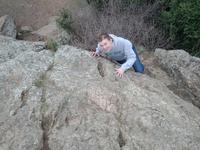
[97,33,113,42]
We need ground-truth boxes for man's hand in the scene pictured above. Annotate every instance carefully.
[91,49,100,57]
[115,68,124,77]
[91,51,98,57]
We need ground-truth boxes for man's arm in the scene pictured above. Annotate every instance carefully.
[120,41,136,72]
[95,43,102,54]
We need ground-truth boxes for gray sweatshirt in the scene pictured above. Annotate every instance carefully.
[96,34,136,71]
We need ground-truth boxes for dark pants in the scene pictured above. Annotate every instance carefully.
[117,45,144,73]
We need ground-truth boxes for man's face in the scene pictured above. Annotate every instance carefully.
[99,38,113,52]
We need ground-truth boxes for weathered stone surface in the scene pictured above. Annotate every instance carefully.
[0,35,46,64]
[0,36,54,150]
[0,15,17,38]
[0,36,200,150]
[44,46,200,150]
[141,51,172,86]
[155,48,200,108]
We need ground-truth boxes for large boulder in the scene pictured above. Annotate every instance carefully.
[155,48,200,108]
[32,16,70,45]
[0,15,17,38]
[0,36,200,150]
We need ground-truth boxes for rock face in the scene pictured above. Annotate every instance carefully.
[0,15,17,38]
[0,36,200,150]
[0,35,54,150]
[0,35,46,64]
[155,48,200,108]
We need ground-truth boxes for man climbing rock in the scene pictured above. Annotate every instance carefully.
[91,33,144,77]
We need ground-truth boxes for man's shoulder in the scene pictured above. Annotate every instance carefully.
[109,34,127,41]
[109,34,117,39]
[109,34,123,42]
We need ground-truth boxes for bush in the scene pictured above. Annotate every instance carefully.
[56,8,74,33]
[159,0,200,56]
[46,39,58,52]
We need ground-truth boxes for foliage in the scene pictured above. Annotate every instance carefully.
[56,8,74,33]
[46,39,58,52]
[160,0,200,56]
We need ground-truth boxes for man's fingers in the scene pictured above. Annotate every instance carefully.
[91,52,96,57]
[116,72,123,78]
[119,74,122,78]
[116,72,120,77]
[115,69,123,77]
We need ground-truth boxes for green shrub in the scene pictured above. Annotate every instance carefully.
[46,39,58,52]
[56,8,74,33]
[34,74,46,88]
[160,0,200,57]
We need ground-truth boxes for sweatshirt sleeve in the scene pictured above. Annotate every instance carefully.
[120,41,136,72]
[95,43,102,54]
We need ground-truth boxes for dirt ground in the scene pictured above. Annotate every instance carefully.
[0,0,87,30]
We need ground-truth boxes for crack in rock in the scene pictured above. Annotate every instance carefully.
[38,53,56,150]
[39,75,51,150]
[11,88,30,116]
[33,44,46,52]
[118,129,126,149]
[20,89,29,108]
[97,61,105,77]
[40,114,52,150]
